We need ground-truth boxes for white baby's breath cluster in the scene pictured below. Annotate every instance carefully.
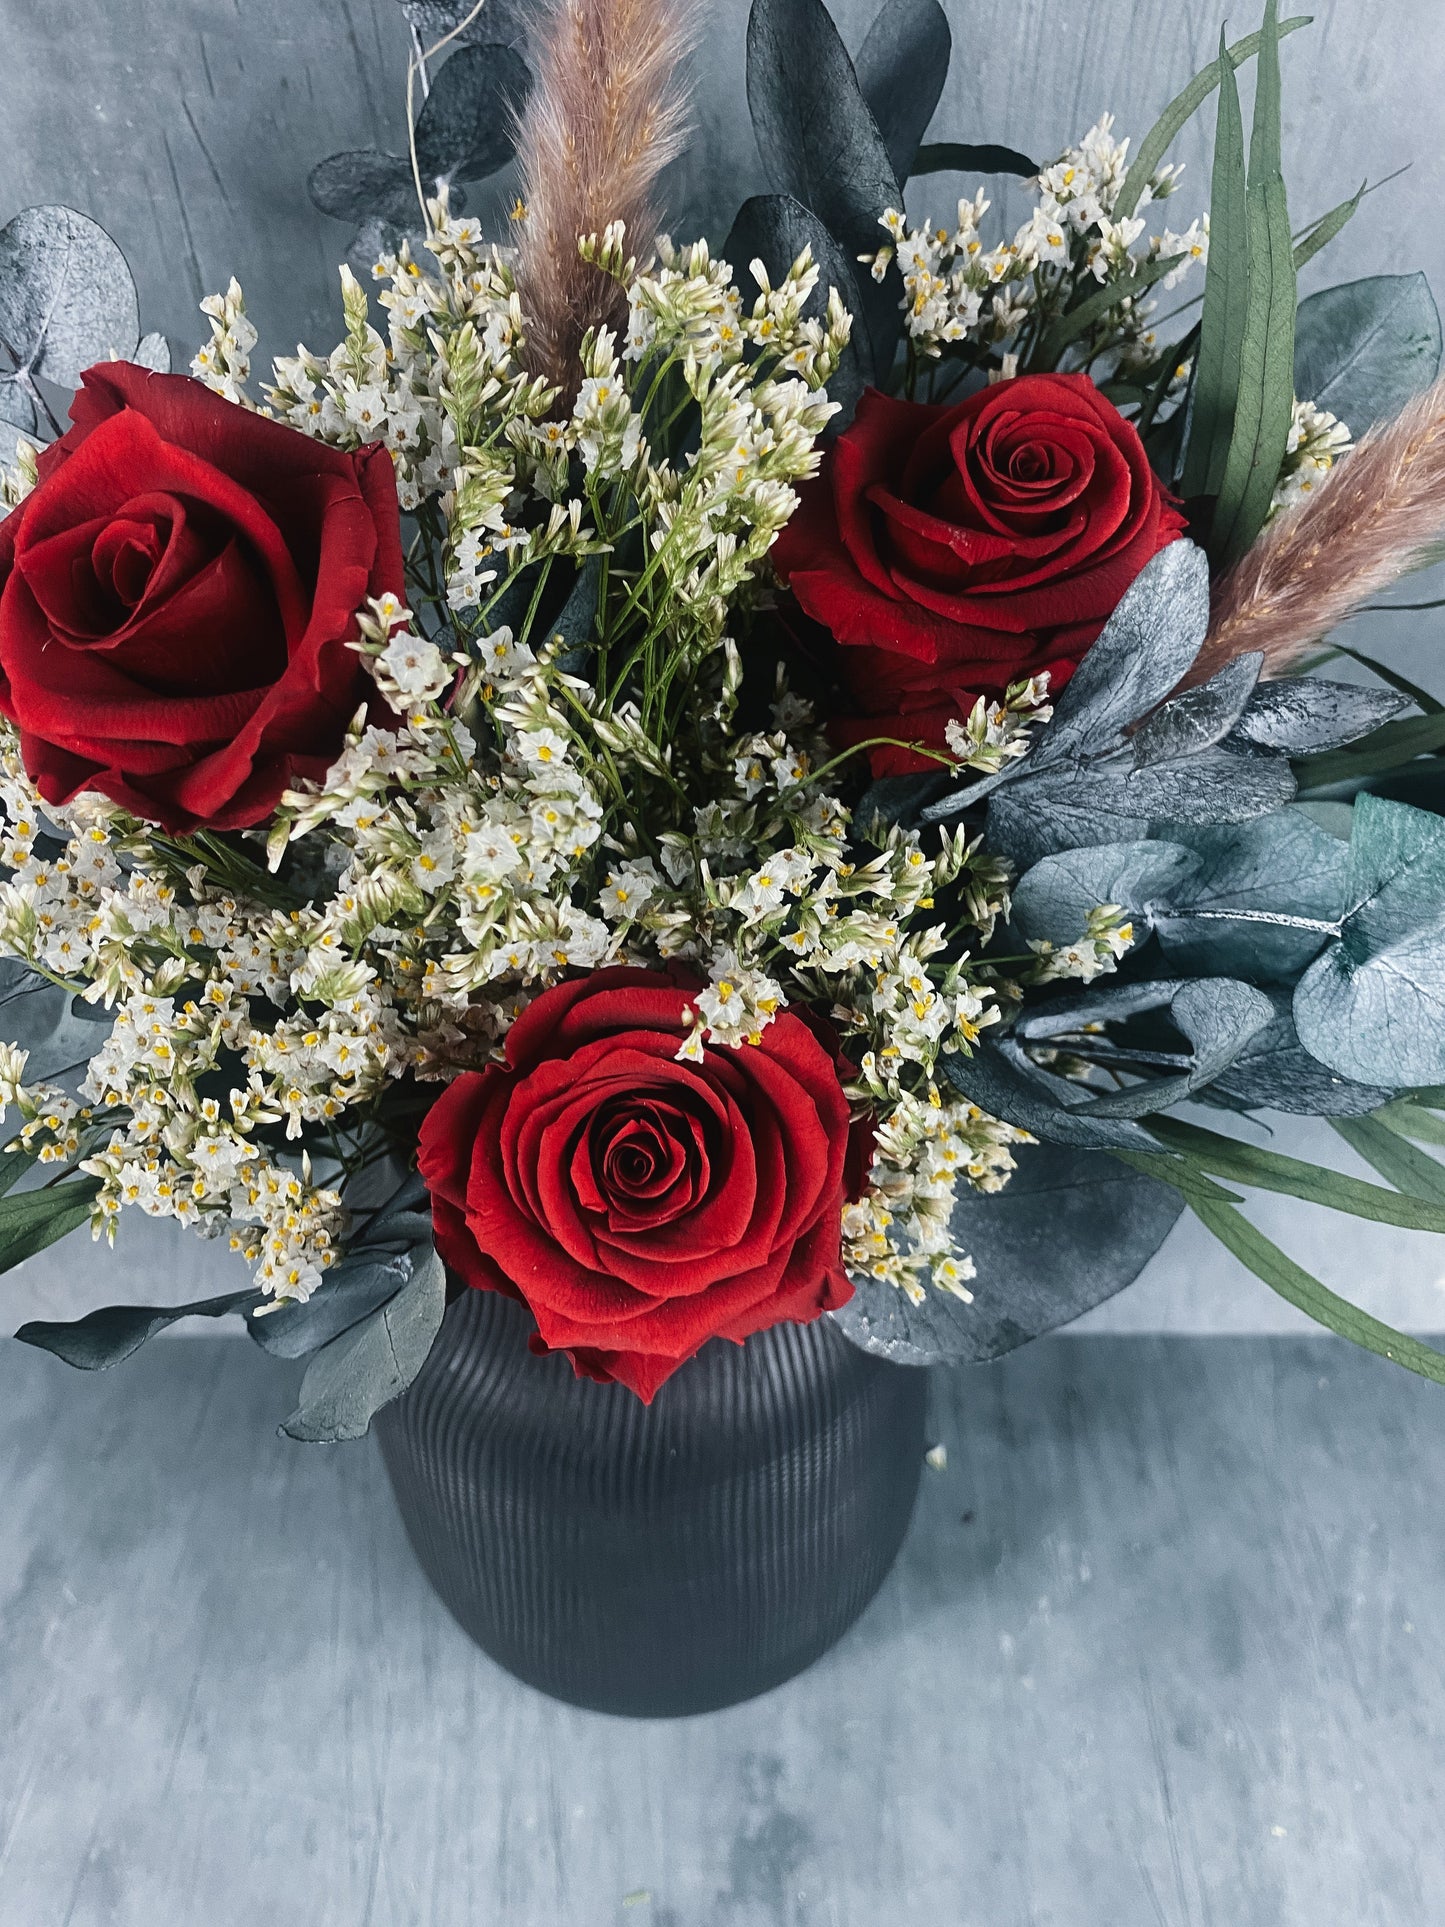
[868,115,1207,381]
[1027,903,1137,985]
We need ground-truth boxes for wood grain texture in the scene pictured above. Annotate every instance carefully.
[2,1332,1443,1924]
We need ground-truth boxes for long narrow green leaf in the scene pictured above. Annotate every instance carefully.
[1034,252,1184,364]
[1146,1115,1445,1230]
[1114,15,1313,220]
[1292,179,1366,270]
[1375,1100,1445,1148]
[1320,642,1442,715]
[1190,1195,1445,1386]
[1212,1,1298,567]
[1293,706,1445,789]
[0,1176,100,1274]
[1180,30,1249,499]
[1107,1147,1244,1207]
[1330,1114,1445,1207]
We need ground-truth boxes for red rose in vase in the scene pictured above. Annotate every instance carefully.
[0,362,404,830]
[773,374,1185,775]
[418,969,865,1402]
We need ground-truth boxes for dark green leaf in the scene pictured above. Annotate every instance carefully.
[725,193,875,418]
[16,1285,261,1371]
[1373,1098,1445,1147]
[281,1244,447,1443]
[831,1143,1182,1363]
[247,1249,416,1360]
[415,43,532,182]
[309,150,421,227]
[1293,272,1442,436]
[0,1176,100,1276]
[854,0,951,184]
[1211,1,1297,568]
[1114,14,1313,221]
[1180,29,1249,500]
[911,140,1038,178]
[745,0,901,370]
[1188,1193,1445,1387]
[1146,1114,1445,1229]
[0,1143,37,1197]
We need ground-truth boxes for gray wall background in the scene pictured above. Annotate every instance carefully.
[2,0,1444,1333]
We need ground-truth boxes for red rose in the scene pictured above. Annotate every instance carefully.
[773,374,1185,775]
[418,969,863,1401]
[0,362,404,830]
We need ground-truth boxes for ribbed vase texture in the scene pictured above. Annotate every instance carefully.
[375,1287,928,1716]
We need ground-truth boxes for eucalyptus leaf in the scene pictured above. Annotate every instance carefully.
[131,331,170,374]
[1293,272,1442,436]
[1232,676,1410,754]
[1207,986,1394,1113]
[745,0,900,369]
[281,1243,447,1443]
[854,768,951,833]
[0,378,36,436]
[1009,839,1200,945]
[1131,652,1262,767]
[0,205,139,386]
[16,1285,261,1370]
[415,43,531,182]
[939,1041,1155,1151]
[1151,807,1350,980]
[309,150,421,227]
[911,141,1038,179]
[831,1142,1183,1364]
[1318,644,1441,718]
[1295,793,1445,1086]
[247,1248,415,1360]
[402,0,529,50]
[854,0,950,185]
[724,193,875,416]
[1067,977,1274,1118]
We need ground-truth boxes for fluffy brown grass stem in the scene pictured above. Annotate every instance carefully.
[1191,375,1445,685]
[513,0,695,395]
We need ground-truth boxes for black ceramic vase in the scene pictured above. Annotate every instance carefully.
[374,1286,928,1716]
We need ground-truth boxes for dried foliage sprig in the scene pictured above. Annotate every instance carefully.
[1194,375,1445,684]
[514,0,696,393]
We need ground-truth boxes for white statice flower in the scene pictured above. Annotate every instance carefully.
[1273,397,1352,513]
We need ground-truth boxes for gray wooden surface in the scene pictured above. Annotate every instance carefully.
[3,1330,1443,1925]
[4,0,1445,1334]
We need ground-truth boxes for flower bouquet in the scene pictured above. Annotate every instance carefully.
[5,0,1445,1711]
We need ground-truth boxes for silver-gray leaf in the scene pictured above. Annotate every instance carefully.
[1231,675,1409,754]
[0,205,139,387]
[1131,651,1262,768]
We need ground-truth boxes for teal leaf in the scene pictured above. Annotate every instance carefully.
[854,0,951,185]
[1293,272,1442,436]
[16,1285,262,1370]
[247,1249,417,1360]
[1068,977,1274,1119]
[281,1243,447,1444]
[1009,839,1201,945]
[831,1143,1182,1363]
[1294,793,1445,1085]
[938,1041,1156,1151]
[1208,989,1394,1113]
